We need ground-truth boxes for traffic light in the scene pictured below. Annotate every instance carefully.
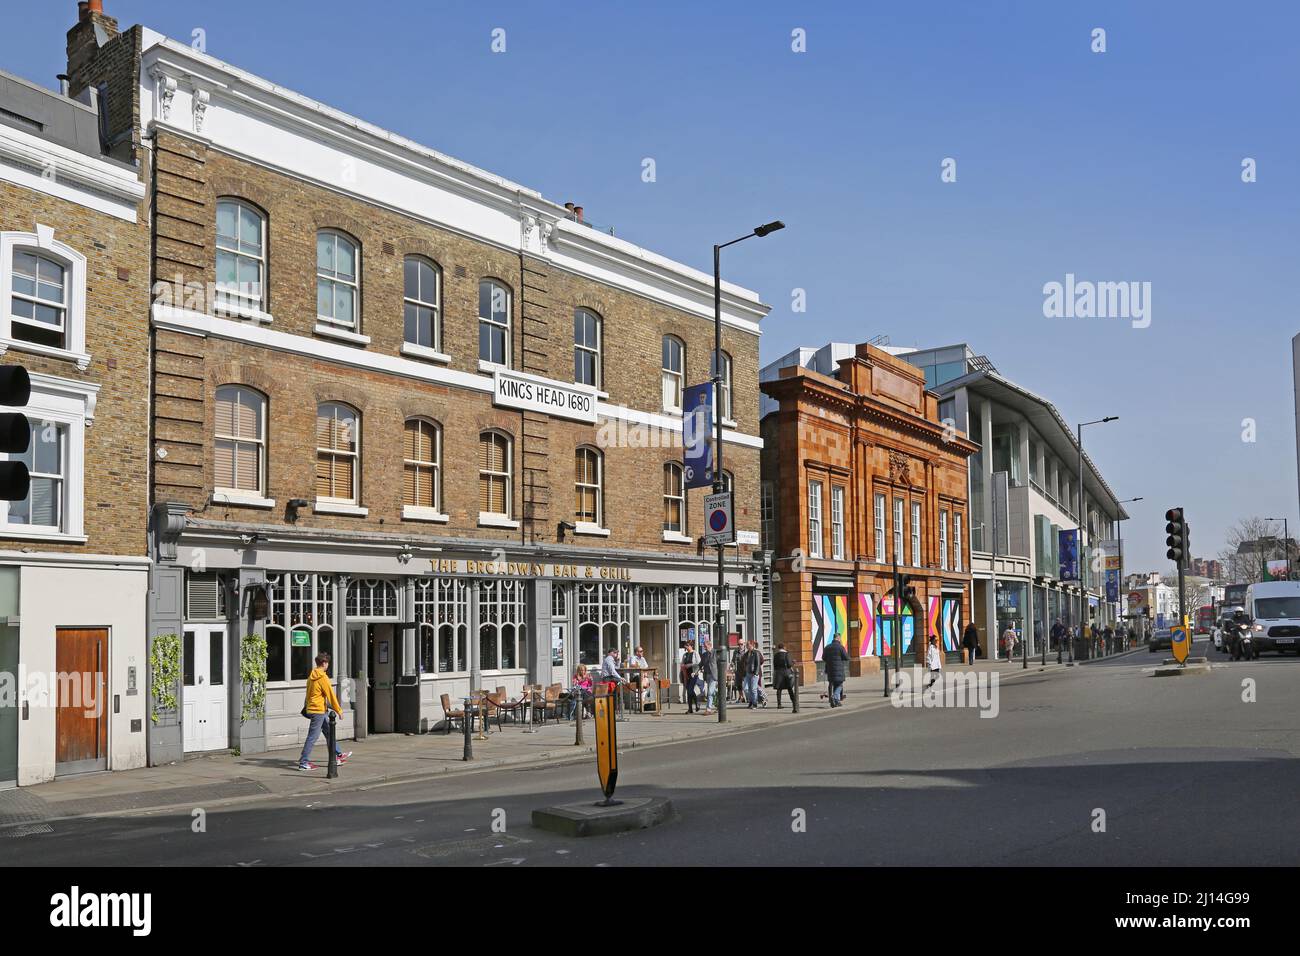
[0,366,31,502]
[1165,507,1188,568]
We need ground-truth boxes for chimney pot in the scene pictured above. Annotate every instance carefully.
[574,206,584,222]
[564,202,574,213]
[88,0,104,13]
[77,2,89,21]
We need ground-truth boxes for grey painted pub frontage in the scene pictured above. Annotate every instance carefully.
[147,504,761,763]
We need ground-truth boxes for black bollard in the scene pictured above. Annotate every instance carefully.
[574,692,585,746]
[462,696,473,761]
[326,712,338,779]
[791,675,800,713]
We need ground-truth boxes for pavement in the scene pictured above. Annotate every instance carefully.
[4,637,1296,865]
[0,658,1055,828]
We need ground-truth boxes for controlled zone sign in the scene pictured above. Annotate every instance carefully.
[704,491,734,546]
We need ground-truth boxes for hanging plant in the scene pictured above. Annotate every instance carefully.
[240,633,268,723]
[150,633,182,724]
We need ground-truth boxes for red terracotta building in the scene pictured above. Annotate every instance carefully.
[760,343,977,681]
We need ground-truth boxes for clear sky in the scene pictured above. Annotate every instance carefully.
[6,0,1297,571]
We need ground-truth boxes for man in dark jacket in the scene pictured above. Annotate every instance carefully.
[961,622,979,666]
[823,636,850,707]
[772,643,798,711]
[699,640,717,714]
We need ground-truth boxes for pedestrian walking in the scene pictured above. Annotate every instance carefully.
[699,639,717,715]
[926,636,942,688]
[1001,624,1017,660]
[679,640,700,713]
[962,621,979,665]
[1050,617,1066,652]
[297,652,350,771]
[772,643,798,710]
[822,634,849,707]
[736,639,760,709]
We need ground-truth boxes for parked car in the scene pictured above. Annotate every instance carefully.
[1148,628,1174,652]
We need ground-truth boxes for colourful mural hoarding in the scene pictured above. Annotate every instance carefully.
[877,596,914,655]
[810,592,849,662]
[857,592,876,657]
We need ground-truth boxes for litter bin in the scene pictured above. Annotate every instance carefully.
[394,674,421,734]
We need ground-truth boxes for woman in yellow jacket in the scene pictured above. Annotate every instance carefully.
[298,652,351,770]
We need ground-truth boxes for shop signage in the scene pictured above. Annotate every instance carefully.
[428,557,634,580]
[493,368,597,423]
[290,627,312,647]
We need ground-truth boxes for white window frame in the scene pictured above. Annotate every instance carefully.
[940,510,949,570]
[874,493,886,562]
[831,485,845,561]
[661,335,684,413]
[0,372,95,542]
[402,256,442,355]
[315,230,360,331]
[893,497,905,565]
[402,417,443,520]
[955,512,964,572]
[574,445,605,533]
[315,402,360,506]
[215,199,267,314]
[213,385,267,500]
[662,462,687,539]
[574,308,601,389]
[0,230,89,370]
[478,279,512,369]
[478,430,514,524]
[911,500,922,568]
[808,480,824,559]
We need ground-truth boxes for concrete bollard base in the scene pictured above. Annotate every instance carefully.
[531,796,676,838]
[1153,663,1212,676]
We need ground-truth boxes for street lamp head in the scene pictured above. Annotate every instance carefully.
[1103,416,1118,422]
[753,220,785,237]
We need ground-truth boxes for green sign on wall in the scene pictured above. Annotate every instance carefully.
[290,628,312,647]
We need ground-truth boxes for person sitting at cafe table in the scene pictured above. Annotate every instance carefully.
[626,645,649,703]
[570,663,595,718]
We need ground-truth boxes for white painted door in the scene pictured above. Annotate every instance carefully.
[182,625,229,752]
[551,622,568,686]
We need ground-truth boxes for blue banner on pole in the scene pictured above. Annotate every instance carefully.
[1105,569,1119,602]
[1058,529,1079,581]
[683,382,714,489]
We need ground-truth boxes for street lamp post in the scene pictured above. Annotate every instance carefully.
[713,220,784,724]
[1075,416,1117,661]
[1116,497,1143,650]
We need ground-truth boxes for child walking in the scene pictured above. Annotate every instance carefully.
[926,636,942,688]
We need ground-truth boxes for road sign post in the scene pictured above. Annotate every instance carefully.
[1171,623,1191,665]
[594,694,620,806]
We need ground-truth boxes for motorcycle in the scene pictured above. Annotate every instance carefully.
[1228,619,1258,661]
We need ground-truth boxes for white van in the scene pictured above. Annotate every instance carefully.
[1244,581,1300,655]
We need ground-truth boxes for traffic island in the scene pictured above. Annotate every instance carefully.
[1152,663,1212,677]
[531,796,676,838]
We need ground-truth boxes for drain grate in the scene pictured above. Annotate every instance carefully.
[1,823,53,838]
[0,789,53,827]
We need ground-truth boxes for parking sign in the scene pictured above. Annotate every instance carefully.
[704,491,734,546]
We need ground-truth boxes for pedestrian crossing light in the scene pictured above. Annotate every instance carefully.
[0,366,30,503]
[1164,507,1188,567]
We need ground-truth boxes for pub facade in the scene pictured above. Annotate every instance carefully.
[63,4,767,761]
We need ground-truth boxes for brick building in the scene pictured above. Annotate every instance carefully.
[760,342,976,683]
[0,61,149,785]
[63,4,768,761]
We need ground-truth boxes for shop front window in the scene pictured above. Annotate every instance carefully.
[576,582,632,666]
[265,573,335,683]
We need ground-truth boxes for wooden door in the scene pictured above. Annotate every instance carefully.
[55,628,107,774]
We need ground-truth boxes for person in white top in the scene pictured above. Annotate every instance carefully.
[926,636,942,688]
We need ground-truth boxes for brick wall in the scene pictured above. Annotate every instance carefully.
[147,131,761,558]
[0,180,150,557]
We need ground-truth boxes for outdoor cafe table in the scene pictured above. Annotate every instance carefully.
[618,667,659,715]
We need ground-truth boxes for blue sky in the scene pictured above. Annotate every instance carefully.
[6,0,1298,571]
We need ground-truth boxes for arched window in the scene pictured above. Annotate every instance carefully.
[479,430,512,519]
[316,230,359,329]
[478,279,511,366]
[215,200,266,311]
[316,402,359,503]
[403,256,441,352]
[214,386,266,496]
[575,446,603,527]
[9,250,67,348]
[661,335,684,411]
[663,462,685,534]
[403,418,441,512]
[574,308,601,387]
[711,349,733,422]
